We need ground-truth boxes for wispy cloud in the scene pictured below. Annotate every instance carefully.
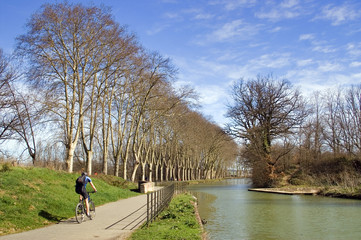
[299,33,338,53]
[146,23,171,35]
[280,0,299,8]
[249,53,292,69]
[182,8,215,20]
[163,12,180,19]
[193,13,214,20]
[299,34,314,41]
[209,0,257,11]
[347,42,361,56]
[319,3,360,25]
[297,59,313,67]
[269,26,282,33]
[203,19,262,43]
[350,61,361,67]
[317,62,343,72]
[255,0,305,21]
[312,45,337,53]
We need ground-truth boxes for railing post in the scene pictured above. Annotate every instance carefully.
[145,183,183,227]
[151,191,154,224]
[147,192,149,226]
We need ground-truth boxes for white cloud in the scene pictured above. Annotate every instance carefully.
[194,13,214,20]
[210,0,257,11]
[163,12,180,19]
[350,61,361,67]
[256,9,300,21]
[249,53,292,69]
[146,23,170,35]
[206,19,261,42]
[212,19,243,41]
[317,62,343,72]
[347,42,361,56]
[319,4,360,26]
[299,34,314,41]
[351,72,361,79]
[312,44,337,53]
[297,59,313,67]
[196,85,226,105]
[269,26,282,33]
[255,0,304,21]
[182,8,215,21]
[280,0,299,8]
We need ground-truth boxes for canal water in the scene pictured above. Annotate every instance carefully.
[187,178,361,240]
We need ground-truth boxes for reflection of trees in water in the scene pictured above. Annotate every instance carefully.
[189,191,217,221]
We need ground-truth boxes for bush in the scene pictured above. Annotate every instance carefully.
[251,160,273,187]
[0,163,12,172]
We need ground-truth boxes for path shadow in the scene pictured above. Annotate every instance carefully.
[38,210,65,222]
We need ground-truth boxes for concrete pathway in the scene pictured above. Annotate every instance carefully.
[1,194,149,240]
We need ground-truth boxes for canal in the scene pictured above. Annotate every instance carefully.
[187,178,361,240]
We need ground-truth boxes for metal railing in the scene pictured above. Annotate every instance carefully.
[145,182,187,226]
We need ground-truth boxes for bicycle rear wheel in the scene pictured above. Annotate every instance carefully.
[75,202,85,223]
[89,200,96,219]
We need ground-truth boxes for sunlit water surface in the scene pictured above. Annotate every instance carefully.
[187,179,361,240]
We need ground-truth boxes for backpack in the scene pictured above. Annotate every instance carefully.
[75,175,86,188]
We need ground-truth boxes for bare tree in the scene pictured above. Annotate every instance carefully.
[16,3,124,172]
[0,49,17,144]
[323,89,343,156]
[8,86,39,164]
[226,75,308,187]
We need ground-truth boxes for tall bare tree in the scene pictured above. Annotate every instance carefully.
[17,3,124,172]
[226,75,308,187]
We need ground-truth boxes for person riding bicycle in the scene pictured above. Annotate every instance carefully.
[75,172,97,218]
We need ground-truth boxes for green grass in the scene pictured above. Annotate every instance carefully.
[129,193,203,240]
[0,163,139,236]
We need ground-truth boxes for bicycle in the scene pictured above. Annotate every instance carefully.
[75,191,96,223]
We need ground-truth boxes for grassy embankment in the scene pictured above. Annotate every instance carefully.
[273,159,361,199]
[128,193,204,240]
[0,163,139,236]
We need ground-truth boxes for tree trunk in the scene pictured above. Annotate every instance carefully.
[87,150,93,175]
[131,162,140,182]
[149,163,153,182]
[66,143,76,173]
[160,164,164,182]
[155,164,159,182]
[141,162,146,181]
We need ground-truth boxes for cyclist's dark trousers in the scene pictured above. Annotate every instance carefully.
[75,186,88,199]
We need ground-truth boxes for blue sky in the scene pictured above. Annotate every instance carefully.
[1,0,361,126]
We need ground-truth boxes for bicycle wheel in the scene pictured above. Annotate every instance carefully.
[89,200,96,219]
[75,202,85,223]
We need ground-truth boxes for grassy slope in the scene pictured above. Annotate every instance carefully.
[129,193,203,240]
[0,164,139,236]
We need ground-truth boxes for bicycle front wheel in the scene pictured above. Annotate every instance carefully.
[89,200,96,219]
[75,203,85,223]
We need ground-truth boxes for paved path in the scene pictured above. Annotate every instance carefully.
[1,194,149,240]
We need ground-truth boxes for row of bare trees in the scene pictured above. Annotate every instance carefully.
[0,2,238,182]
[227,74,361,187]
[298,85,361,163]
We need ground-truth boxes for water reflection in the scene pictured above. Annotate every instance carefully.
[187,179,361,240]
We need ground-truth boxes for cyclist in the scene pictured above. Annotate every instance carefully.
[75,172,97,218]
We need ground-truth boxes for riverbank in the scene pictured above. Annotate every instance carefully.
[248,187,320,195]
[249,186,361,200]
